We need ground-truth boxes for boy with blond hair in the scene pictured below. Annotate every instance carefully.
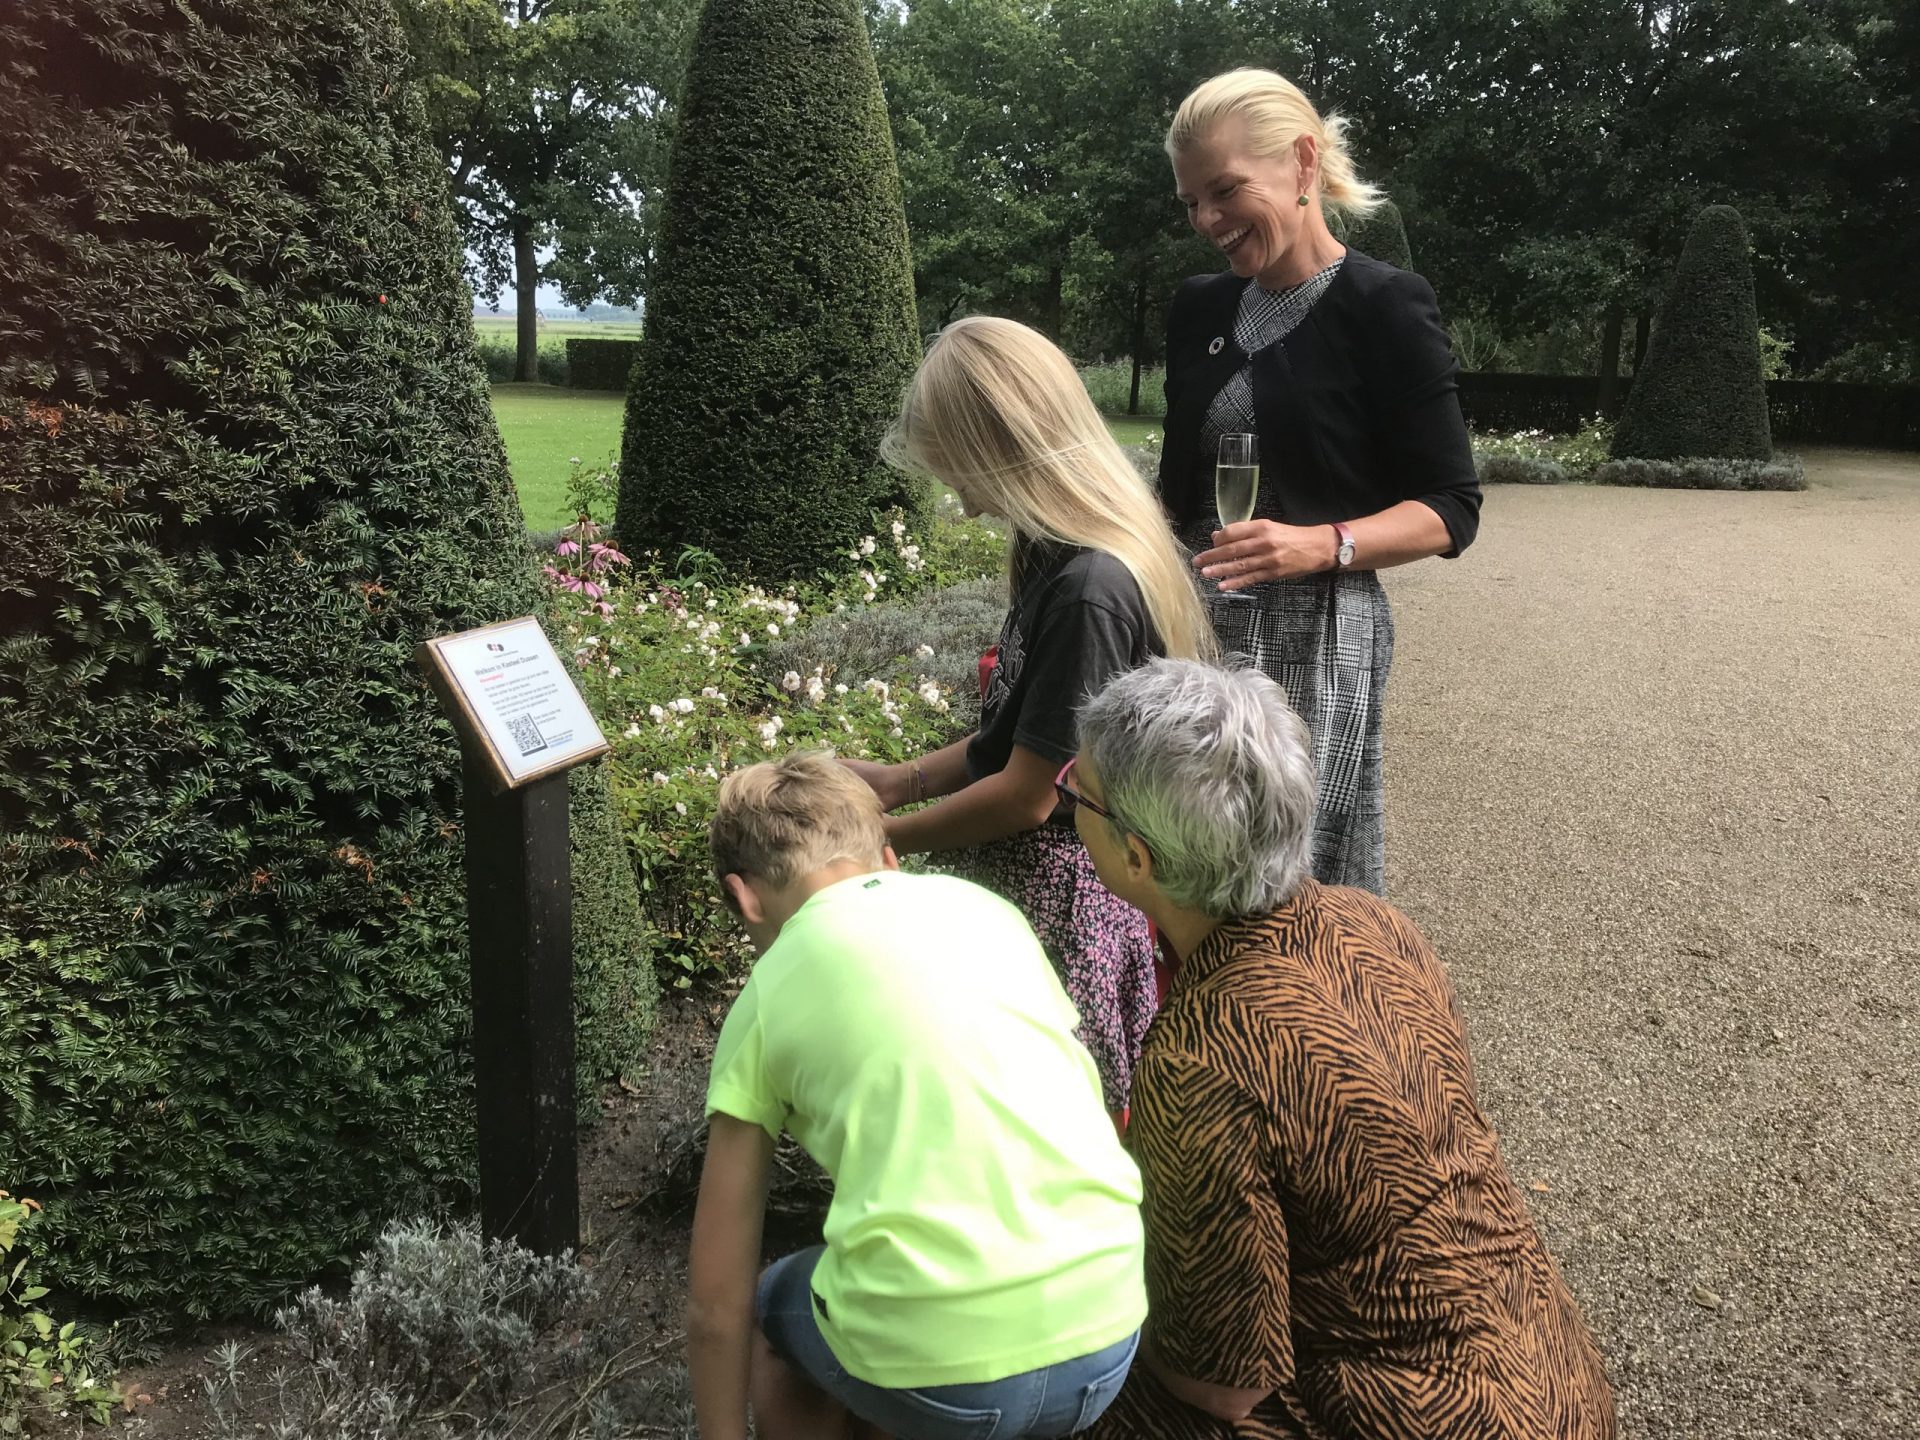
[687,751,1145,1440]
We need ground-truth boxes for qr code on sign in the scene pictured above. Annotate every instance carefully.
[506,713,548,757]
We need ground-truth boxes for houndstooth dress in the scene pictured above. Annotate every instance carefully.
[1184,259,1395,895]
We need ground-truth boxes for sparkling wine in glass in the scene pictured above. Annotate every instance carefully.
[1215,433,1259,526]
[1212,434,1260,602]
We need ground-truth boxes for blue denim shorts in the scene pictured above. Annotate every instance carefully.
[756,1246,1140,1440]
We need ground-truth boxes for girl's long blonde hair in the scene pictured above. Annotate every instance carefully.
[886,316,1215,662]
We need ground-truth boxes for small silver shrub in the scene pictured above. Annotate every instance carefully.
[206,1218,591,1440]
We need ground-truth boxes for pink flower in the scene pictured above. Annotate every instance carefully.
[582,580,604,600]
[555,540,582,557]
[593,600,615,617]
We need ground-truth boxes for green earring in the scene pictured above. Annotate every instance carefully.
[1297,194,1310,207]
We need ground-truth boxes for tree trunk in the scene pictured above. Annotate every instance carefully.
[1597,308,1624,415]
[1041,262,1063,342]
[1127,275,1149,416]
[514,218,539,383]
[1633,314,1651,372]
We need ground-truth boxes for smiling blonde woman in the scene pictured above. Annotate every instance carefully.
[1160,68,1483,896]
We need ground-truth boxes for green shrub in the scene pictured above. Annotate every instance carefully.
[1346,198,1413,270]
[2,1190,118,1433]
[564,338,641,392]
[765,576,1005,733]
[476,333,569,386]
[0,0,650,1317]
[1592,455,1807,491]
[1078,362,1168,419]
[1612,206,1772,461]
[616,0,923,580]
[1477,454,1569,485]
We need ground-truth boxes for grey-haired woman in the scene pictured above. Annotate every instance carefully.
[1062,659,1614,1440]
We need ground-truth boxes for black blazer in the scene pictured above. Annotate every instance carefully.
[1157,249,1482,556]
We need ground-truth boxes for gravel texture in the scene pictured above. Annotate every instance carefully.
[1379,448,1918,1439]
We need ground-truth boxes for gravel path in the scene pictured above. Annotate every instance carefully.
[1380,448,1918,1439]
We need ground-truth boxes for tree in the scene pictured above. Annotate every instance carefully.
[1344,198,1412,270]
[617,0,922,579]
[872,0,1081,339]
[0,0,651,1315]
[1611,206,1772,460]
[1052,0,1237,407]
[401,0,698,381]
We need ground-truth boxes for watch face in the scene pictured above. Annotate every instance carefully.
[1338,540,1356,565]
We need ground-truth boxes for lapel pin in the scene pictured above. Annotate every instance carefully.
[1208,336,1225,355]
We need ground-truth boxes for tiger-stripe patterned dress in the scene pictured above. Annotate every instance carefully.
[1091,880,1615,1440]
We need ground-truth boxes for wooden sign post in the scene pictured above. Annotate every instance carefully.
[417,615,610,1257]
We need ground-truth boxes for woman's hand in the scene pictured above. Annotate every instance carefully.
[1194,521,1337,589]
[840,757,910,812]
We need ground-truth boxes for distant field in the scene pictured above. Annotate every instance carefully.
[490,383,1164,531]
[473,316,644,341]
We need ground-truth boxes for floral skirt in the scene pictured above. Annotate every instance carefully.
[940,824,1157,1110]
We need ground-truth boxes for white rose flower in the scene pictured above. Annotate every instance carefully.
[864,679,889,700]
[706,597,718,609]
[648,704,666,721]
[805,677,827,704]
[651,771,669,785]
[782,671,802,692]
[674,802,687,816]
[915,644,934,658]
[834,682,849,695]
[891,519,906,539]
[918,681,943,706]
[858,536,877,557]
[767,622,781,637]
[673,697,696,713]
[608,665,621,677]
[623,723,642,738]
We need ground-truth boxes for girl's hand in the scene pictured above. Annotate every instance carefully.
[840,757,910,812]
[1194,521,1337,588]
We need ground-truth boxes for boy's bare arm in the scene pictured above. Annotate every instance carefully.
[687,1114,775,1440]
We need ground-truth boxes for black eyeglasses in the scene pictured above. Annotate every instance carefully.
[1053,757,1113,820]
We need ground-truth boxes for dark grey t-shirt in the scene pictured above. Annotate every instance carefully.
[966,542,1159,787]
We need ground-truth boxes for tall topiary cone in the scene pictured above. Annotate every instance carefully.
[1347,198,1412,271]
[616,0,923,579]
[0,0,652,1317]
[1612,205,1772,460]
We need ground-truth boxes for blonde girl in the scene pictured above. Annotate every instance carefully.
[843,316,1212,1109]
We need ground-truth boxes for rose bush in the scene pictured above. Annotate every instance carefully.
[554,477,1003,985]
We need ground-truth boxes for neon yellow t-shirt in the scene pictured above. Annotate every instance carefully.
[706,869,1146,1388]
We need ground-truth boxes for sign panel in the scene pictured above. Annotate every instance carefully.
[419,616,609,791]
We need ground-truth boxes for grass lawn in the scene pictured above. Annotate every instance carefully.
[490,383,1164,530]
[490,383,624,531]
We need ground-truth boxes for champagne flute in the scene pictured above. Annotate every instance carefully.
[1213,433,1259,601]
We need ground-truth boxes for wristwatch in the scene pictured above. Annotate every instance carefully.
[1331,522,1356,569]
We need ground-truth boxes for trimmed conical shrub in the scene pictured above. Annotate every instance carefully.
[1347,198,1412,270]
[0,0,652,1317]
[616,0,923,579]
[1612,206,1772,461]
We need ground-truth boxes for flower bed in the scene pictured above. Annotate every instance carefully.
[1471,417,1615,485]
[547,484,1004,987]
